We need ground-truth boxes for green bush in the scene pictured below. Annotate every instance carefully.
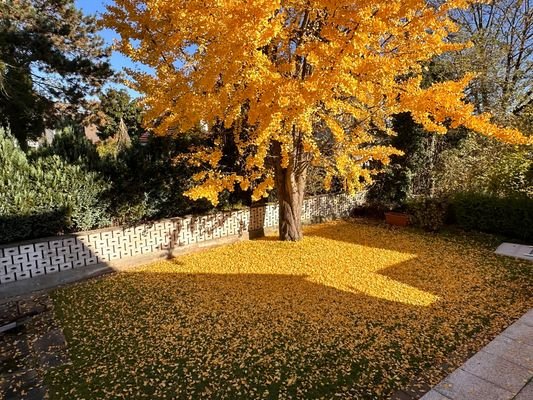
[0,130,110,243]
[407,197,448,232]
[450,192,533,241]
[31,126,102,169]
[436,134,532,199]
[0,125,255,242]
[33,157,111,231]
[1,126,214,242]
[99,133,215,225]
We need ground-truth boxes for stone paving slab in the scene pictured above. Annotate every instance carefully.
[460,350,531,393]
[515,380,533,400]
[421,309,533,400]
[433,368,515,400]
[0,294,70,400]
[2,369,46,400]
[495,243,533,261]
[33,328,69,368]
[519,310,533,327]
[419,391,451,400]
[481,335,533,369]
[501,321,533,346]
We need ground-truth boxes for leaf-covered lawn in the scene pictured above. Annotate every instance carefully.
[48,221,532,399]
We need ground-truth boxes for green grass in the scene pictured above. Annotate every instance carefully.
[47,220,532,399]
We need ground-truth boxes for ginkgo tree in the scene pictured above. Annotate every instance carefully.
[105,0,529,241]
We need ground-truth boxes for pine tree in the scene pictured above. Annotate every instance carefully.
[0,0,113,149]
[91,88,144,140]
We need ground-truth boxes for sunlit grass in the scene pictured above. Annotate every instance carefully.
[48,220,532,399]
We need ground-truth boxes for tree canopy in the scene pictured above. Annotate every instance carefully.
[0,0,112,148]
[91,88,144,139]
[105,0,530,240]
[447,0,533,126]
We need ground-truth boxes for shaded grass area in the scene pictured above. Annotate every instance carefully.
[47,220,532,399]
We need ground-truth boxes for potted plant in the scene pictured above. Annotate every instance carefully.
[384,210,410,226]
[382,198,410,227]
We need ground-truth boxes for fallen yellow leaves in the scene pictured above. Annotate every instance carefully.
[48,221,532,399]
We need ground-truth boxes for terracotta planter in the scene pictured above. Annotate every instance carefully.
[385,211,410,227]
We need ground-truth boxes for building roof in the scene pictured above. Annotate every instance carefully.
[84,125,101,144]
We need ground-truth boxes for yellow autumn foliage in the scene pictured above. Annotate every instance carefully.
[104,1,530,204]
[49,221,532,399]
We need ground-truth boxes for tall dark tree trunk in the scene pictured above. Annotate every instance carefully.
[273,140,308,241]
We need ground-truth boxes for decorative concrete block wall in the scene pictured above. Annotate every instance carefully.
[0,193,364,286]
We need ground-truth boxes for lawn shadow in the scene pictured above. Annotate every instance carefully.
[51,269,434,399]
[47,221,532,399]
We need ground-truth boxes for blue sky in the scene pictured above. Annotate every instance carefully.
[75,0,141,96]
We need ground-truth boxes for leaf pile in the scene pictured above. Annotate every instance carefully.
[48,221,532,399]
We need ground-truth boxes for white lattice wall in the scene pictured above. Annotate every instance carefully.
[0,193,364,285]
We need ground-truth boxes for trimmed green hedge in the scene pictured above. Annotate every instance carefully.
[406,197,448,232]
[450,193,533,241]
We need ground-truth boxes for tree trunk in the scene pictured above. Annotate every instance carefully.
[273,140,307,241]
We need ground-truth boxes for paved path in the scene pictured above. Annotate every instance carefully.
[421,309,533,400]
[0,294,69,400]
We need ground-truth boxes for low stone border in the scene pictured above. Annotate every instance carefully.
[0,232,247,301]
[420,309,533,400]
[0,193,364,286]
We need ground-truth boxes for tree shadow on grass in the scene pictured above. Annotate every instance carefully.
[48,270,529,399]
[47,222,532,400]
[49,271,427,400]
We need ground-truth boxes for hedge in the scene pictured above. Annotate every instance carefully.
[450,192,533,241]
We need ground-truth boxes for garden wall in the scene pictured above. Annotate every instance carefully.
[0,193,364,286]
